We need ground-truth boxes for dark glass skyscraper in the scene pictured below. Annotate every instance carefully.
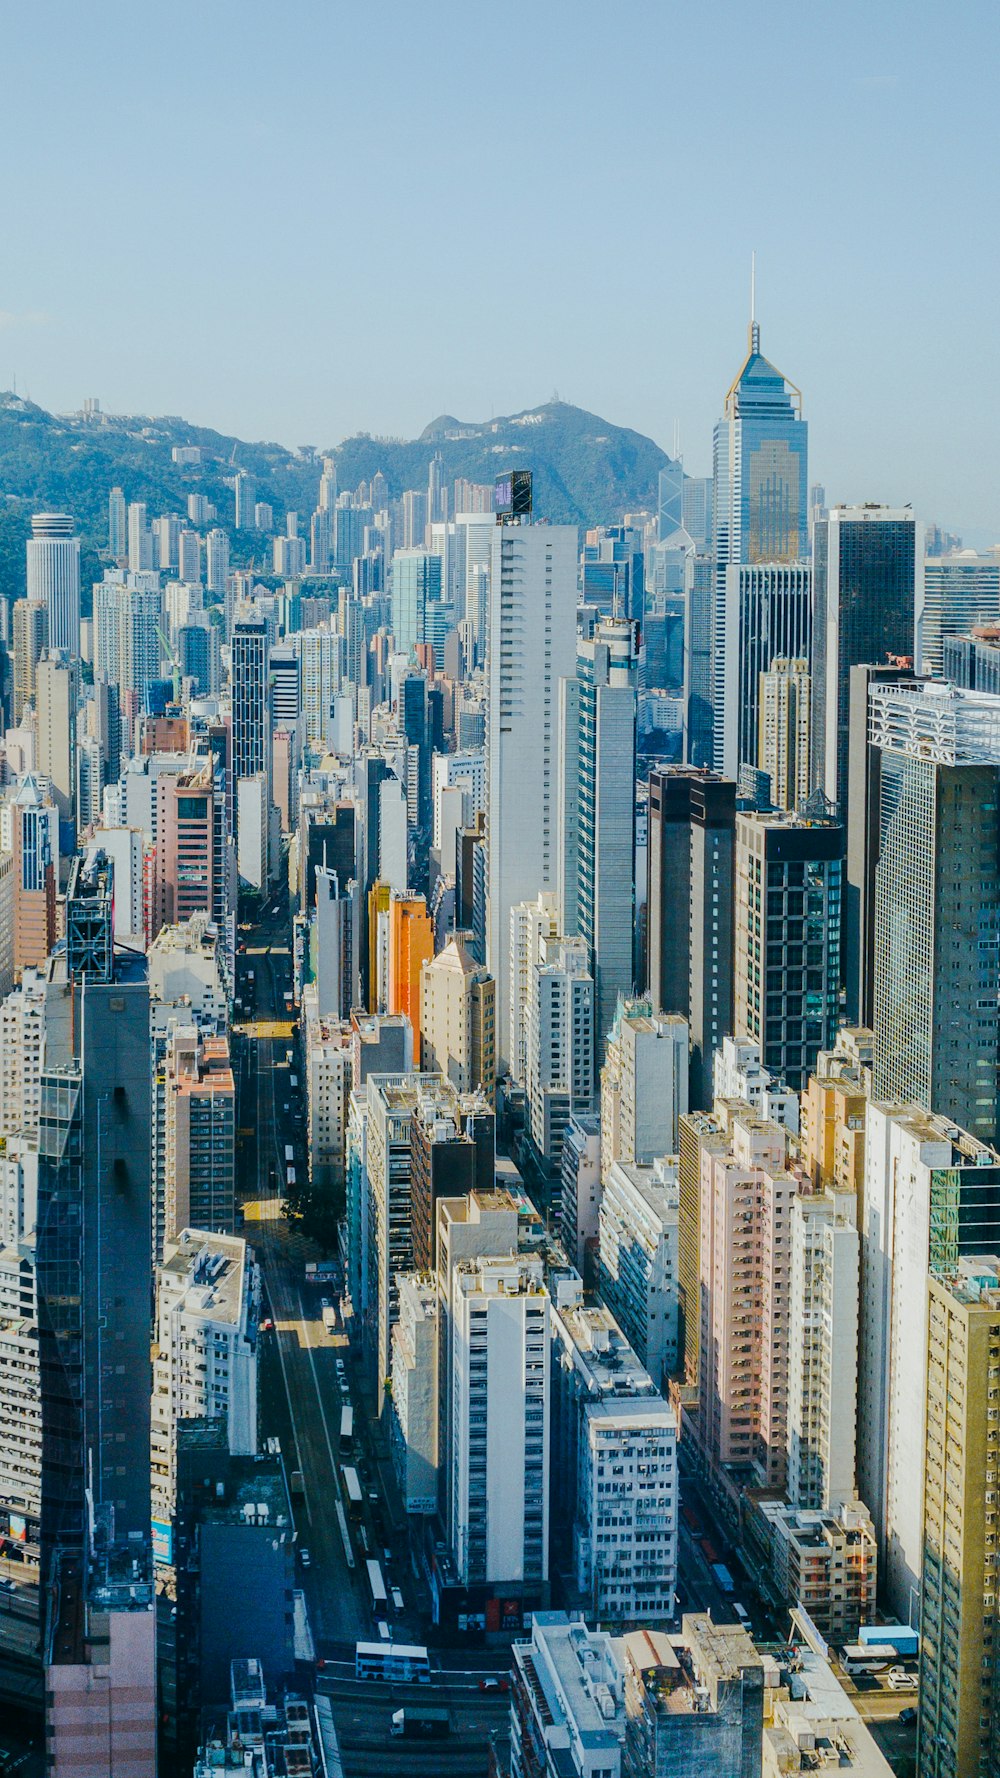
[810,505,920,825]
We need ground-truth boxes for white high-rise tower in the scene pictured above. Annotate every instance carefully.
[26,514,80,655]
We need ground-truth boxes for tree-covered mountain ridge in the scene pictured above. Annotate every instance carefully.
[0,392,673,600]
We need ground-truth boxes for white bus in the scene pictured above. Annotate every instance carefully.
[339,1405,354,1454]
[355,1641,430,1684]
[284,1145,294,1163]
[366,1558,387,1610]
[343,1468,363,1518]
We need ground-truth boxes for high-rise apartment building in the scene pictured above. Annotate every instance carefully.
[486,522,578,1071]
[205,528,230,594]
[920,1259,1000,1778]
[525,934,595,1173]
[12,596,47,722]
[151,1230,258,1540]
[408,1076,494,1272]
[599,1002,688,1177]
[551,1294,678,1622]
[127,499,153,573]
[758,656,810,810]
[861,1102,1000,1619]
[646,768,735,1109]
[35,651,80,836]
[419,935,495,1101]
[449,1250,549,1594]
[870,683,1000,1140]
[107,486,126,564]
[620,1616,764,1778]
[157,761,230,930]
[163,1029,236,1242]
[234,470,256,530]
[811,505,921,823]
[558,615,638,1058]
[917,552,1000,676]
[389,1273,439,1515]
[387,892,433,1061]
[698,1109,795,1488]
[734,804,843,1091]
[26,514,80,656]
[598,1156,679,1387]
[786,1187,859,1511]
[3,776,58,977]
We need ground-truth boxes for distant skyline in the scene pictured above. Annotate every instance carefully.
[2,0,998,540]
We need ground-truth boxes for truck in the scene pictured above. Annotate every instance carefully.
[390,1709,450,1740]
[712,1563,736,1596]
[290,1471,305,1504]
[322,1306,337,1334]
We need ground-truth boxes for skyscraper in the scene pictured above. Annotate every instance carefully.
[811,505,922,822]
[234,470,256,529]
[486,520,578,1070]
[712,319,807,771]
[843,658,923,1025]
[715,563,811,778]
[107,486,126,564]
[12,595,47,722]
[646,767,736,1109]
[36,949,152,1575]
[205,527,230,594]
[391,548,442,658]
[558,615,638,1058]
[230,615,269,789]
[734,802,843,1092]
[36,652,80,839]
[870,681,1000,1140]
[26,514,80,656]
[917,552,1000,675]
[758,656,811,811]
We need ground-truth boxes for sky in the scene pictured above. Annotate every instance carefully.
[1,0,998,538]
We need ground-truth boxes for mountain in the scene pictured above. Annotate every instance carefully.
[0,393,673,605]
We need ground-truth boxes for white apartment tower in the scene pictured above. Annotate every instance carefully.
[786,1187,860,1511]
[526,934,595,1172]
[450,1249,550,1591]
[151,1230,260,1536]
[26,513,80,656]
[486,523,578,1070]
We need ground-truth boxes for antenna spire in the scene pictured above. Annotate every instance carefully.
[749,252,760,353]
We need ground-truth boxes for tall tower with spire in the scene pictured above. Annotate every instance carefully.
[710,291,808,772]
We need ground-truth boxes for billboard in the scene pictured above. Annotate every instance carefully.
[494,469,533,518]
[152,1518,174,1566]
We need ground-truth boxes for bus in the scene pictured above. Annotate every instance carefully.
[712,1563,735,1596]
[343,1467,363,1519]
[366,1558,387,1611]
[284,1145,294,1163]
[339,1405,354,1455]
[286,1167,296,1188]
[355,1641,430,1684]
[322,1305,337,1334]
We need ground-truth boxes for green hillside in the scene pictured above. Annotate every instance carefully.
[0,393,672,605]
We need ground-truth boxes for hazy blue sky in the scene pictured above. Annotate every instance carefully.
[2,0,997,535]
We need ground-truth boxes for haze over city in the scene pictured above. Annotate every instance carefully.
[1,0,999,535]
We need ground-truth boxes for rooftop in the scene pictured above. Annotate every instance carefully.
[159,1230,250,1328]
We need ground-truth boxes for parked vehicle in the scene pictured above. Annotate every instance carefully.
[390,1708,450,1740]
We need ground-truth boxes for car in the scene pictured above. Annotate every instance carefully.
[899,1707,918,1726]
[0,1576,16,1592]
[298,1547,311,1569]
[259,1318,274,1332]
[887,1669,912,1691]
[335,1358,345,1375]
[479,1677,509,1694]
[321,1299,331,1311]
[391,1587,404,1611]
